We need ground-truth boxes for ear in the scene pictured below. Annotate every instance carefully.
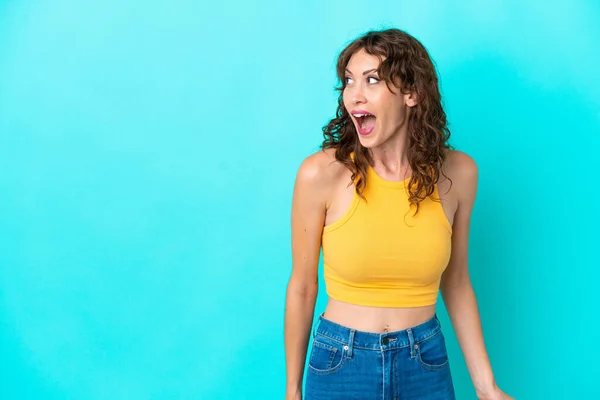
[404,91,417,107]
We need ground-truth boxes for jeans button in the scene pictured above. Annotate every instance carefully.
[382,337,390,345]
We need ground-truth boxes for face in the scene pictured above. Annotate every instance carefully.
[343,48,417,149]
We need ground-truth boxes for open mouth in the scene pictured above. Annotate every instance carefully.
[352,112,376,135]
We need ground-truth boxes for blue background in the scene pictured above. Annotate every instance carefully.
[1,0,599,398]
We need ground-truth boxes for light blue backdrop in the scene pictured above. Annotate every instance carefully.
[1,0,599,398]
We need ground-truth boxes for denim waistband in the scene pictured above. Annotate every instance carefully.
[313,313,443,351]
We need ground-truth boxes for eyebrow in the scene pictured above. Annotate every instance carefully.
[345,68,378,76]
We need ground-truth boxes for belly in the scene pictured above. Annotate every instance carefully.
[323,297,437,333]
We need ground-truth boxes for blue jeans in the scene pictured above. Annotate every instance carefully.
[304,314,456,399]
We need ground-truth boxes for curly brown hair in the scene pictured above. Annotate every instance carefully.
[321,28,453,215]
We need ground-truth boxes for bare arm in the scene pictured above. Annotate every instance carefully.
[284,153,329,399]
[440,152,513,400]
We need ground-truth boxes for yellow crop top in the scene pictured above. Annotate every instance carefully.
[321,162,453,308]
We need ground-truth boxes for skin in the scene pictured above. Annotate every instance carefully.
[284,49,513,400]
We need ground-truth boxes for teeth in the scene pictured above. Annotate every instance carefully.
[353,113,373,118]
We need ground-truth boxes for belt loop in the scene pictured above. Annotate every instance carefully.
[407,328,416,359]
[346,329,355,358]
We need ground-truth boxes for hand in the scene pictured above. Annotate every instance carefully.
[476,385,514,400]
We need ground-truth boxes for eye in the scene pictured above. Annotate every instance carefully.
[344,76,354,84]
[367,76,380,84]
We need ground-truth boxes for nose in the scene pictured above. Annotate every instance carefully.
[349,84,367,105]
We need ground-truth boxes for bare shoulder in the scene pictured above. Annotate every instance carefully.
[443,149,479,205]
[295,147,347,191]
[445,150,478,179]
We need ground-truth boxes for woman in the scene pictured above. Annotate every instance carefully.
[284,28,513,400]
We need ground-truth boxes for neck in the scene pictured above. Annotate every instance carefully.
[369,133,410,175]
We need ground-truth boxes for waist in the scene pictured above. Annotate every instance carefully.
[323,297,437,332]
[313,312,443,350]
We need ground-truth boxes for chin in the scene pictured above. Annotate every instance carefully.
[357,134,378,149]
